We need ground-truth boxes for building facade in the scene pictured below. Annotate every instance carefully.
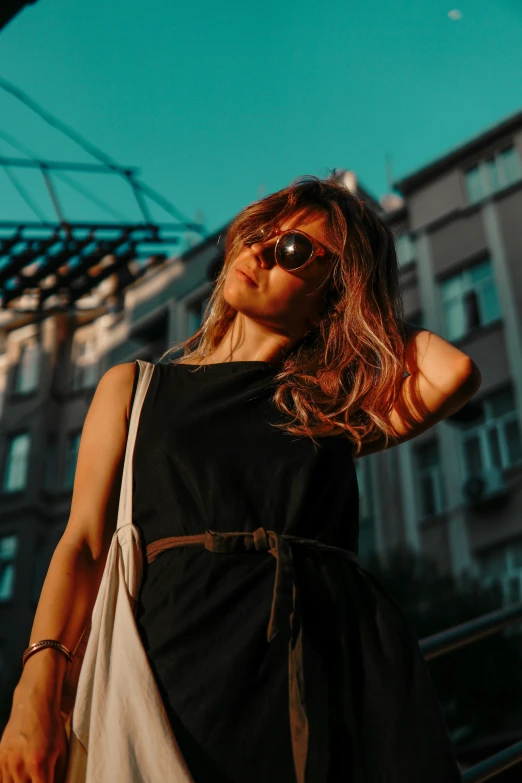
[387,110,522,601]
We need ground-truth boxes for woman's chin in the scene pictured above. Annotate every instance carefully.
[223,286,256,312]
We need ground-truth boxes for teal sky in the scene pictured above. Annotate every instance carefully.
[1,0,521,243]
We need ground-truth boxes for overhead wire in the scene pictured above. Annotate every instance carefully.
[50,170,129,223]
[0,76,202,230]
[0,126,129,223]
[1,160,50,224]
[0,129,52,224]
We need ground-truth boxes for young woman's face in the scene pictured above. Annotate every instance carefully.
[224,209,333,333]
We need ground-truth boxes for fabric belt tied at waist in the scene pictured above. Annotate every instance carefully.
[145,527,359,783]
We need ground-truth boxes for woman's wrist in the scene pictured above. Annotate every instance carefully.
[22,639,73,668]
[17,646,70,698]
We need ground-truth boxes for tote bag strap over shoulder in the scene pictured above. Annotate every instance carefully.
[64,358,196,782]
[60,359,155,725]
[116,359,155,533]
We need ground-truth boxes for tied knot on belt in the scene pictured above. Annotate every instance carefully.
[145,526,358,783]
[203,526,297,645]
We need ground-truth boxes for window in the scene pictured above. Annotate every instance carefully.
[460,385,522,477]
[63,431,81,490]
[0,534,18,602]
[14,338,39,394]
[43,434,57,492]
[2,432,31,492]
[395,233,415,266]
[355,459,377,561]
[439,258,501,341]
[476,538,522,610]
[465,165,484,204]
[498,147,522,187]
[73,337,98,390]
[414,439,445,518]
[484,158,501,194]
[464,145,522,204]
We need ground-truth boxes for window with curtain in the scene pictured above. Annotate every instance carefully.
[0,534,19,602]
[413,439,445,518]
[2,432,31,492]
[460,385,522,478]
[439,258,501,341]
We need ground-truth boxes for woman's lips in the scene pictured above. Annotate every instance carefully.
[235,268,258,286]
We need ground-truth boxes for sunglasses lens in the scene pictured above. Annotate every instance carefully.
[275,232,313,270]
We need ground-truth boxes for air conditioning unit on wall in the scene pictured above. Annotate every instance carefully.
[462,466,509,509]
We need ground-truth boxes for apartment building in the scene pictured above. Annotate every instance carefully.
[385,110,522,602]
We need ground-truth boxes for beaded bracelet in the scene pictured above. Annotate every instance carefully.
[22,639,74,669]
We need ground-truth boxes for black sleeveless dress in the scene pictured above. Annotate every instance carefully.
[129,360,462,783]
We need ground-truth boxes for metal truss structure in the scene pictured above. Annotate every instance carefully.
[0,217,191,313]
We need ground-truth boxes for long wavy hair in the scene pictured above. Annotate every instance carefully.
[161,174,425,455]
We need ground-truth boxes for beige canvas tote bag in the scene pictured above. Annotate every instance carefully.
[63,359,195,783]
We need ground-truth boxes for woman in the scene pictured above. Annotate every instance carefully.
[0,175,478,782]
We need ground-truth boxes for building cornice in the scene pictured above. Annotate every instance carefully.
[393,109,522,195]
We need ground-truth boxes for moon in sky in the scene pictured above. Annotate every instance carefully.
[448,9,463,19]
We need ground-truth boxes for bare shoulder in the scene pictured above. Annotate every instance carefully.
[98,361,137,420]
[60,361,138,557]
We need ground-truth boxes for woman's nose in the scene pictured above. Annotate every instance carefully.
[248,241,273,265]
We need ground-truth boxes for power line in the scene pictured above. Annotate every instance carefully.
[51,170,129,223]
[0,77,204,232]
[0,78,130,174]
[0,128,132,223]
[1,162,50,224]
[0,126,41,159]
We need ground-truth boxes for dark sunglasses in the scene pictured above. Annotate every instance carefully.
[244,225,329,272]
